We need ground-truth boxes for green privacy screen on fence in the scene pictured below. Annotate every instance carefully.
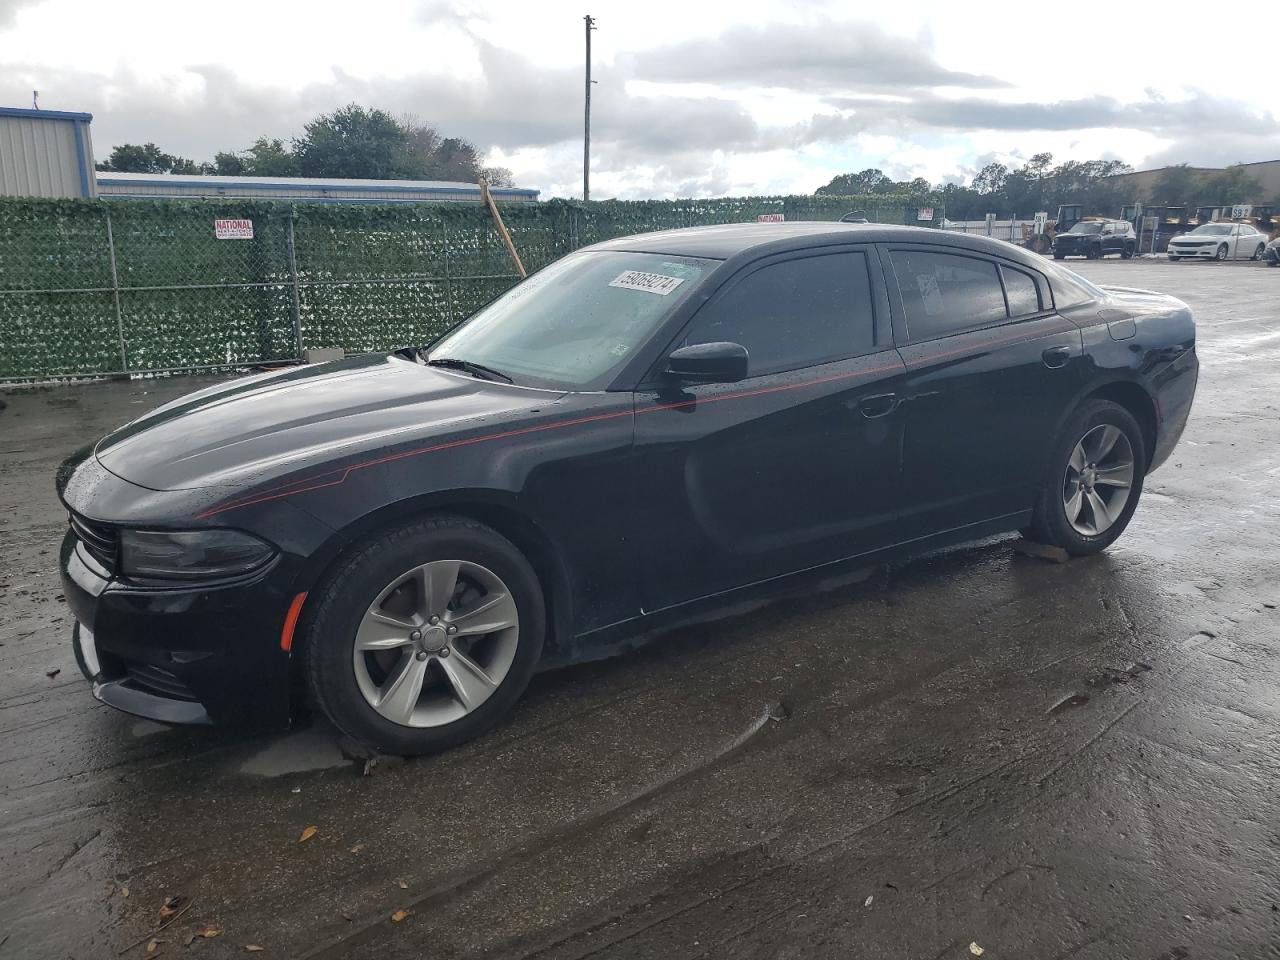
[0,194,920,381]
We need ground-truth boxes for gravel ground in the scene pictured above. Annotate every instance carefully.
[1,258,1278,960]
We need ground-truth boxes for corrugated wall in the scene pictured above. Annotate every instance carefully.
[0,114,94,198]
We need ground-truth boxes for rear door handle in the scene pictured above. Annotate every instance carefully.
[858,393,899,419]
[1042,346,1072,369]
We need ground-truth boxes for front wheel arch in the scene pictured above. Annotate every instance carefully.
[287,494,574,711]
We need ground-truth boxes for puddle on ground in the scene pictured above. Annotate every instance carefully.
[238,725,347,776]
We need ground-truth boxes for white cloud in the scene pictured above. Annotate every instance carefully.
[2,0,1277,198]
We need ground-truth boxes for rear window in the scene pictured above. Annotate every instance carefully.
[889,250,1006,341]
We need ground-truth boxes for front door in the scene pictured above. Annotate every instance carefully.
[631,246,906,613]
[881,245,1087,538]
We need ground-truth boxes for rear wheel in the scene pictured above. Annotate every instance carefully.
[1252,243,1265,261]
[1121,243,1135,259]
[305,516,545,755]
[1026,399,1146,556]
[1215,244,1228,261]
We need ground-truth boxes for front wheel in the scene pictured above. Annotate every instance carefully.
[304,516,545,755]
[1053,252,1066,260]
[1216,244,1228,261]
[1026,399,1146,556]
[1168,255,1180,262]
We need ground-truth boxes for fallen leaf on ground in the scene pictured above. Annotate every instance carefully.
[146,939,160,954]
[245,946,265,953]
[970,943,985,957]
[391,909,410,923]
[196,925,223,939]
[119,885,129,898]
[349,843,365,853]
[863,895,873,907]
[397,879,408,889]
[46,669,61,678]
[298,826,317,843]
[158,895,189,918]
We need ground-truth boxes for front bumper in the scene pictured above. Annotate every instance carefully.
[59,529,297,729]
[1167,245,1218,259]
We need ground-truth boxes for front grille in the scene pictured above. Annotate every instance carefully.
[123,662,199,702]
[70,514,119,574]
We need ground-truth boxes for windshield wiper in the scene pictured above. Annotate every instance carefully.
[426,356,514,384]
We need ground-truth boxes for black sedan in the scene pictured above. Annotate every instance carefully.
[57,223,1198,755]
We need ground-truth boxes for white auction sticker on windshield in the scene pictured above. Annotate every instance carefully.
[608,270,687,296]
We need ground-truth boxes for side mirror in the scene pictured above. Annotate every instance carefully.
[664,342,748,384]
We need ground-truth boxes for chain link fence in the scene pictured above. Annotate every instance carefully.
[0,194,915,382]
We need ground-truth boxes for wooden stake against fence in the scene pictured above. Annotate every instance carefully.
[479,179,527,279]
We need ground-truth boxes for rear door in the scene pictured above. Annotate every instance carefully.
[882,245,1087,539]
[631,245,907,612]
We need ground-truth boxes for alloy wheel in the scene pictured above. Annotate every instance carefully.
[1062,424,1135,537]
[352,560,520,728]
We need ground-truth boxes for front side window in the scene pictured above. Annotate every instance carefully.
[429,250,714,390]
[682,251,876,377]
[890,250,1007,341]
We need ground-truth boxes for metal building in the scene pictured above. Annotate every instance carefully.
[95,172,538,203]
[0,106,96,198]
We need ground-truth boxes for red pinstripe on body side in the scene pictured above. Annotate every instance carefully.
[192,321,1067,520]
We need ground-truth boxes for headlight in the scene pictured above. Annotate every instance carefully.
[119,529,276,581]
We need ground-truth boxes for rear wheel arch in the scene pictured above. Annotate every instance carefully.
[286,493,573,705]
[1082,380,1158,468]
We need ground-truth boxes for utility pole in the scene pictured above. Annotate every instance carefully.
[583,14,596,202]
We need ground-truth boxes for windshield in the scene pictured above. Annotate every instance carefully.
[1065,222,1105,234]
[428,250,715,390]
[1190,224,1232,235]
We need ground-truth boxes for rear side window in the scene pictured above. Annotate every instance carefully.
[1001,265,1041,317]
[683,251,876,376]
[889,250,1006,340]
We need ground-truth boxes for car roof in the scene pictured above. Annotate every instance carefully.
[585,221,1053,271]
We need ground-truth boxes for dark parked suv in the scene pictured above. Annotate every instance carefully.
[1053,219,1137,260]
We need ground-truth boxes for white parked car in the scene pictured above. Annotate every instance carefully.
[1167,223,1267,261]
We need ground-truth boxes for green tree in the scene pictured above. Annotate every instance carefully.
[481,166,515,187]
[1150,163,1200,205]
[292,105,423,179]
[95,142,210,174]
[213,137,299,177]
[816,168,892,195]
[1200,165,1263,204]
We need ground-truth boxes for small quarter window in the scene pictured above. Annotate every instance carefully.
[1001,266,1041,317]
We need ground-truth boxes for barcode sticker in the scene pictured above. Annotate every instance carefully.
[608,270,686,296]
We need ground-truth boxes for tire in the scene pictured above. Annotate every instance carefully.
[1168,255,1180,262]
[305,515,545,755]
[1122,243,1135,260]
[1026,399,1146,557]
[1252,244,1265,261]
[1086,246,1101,260]
[1053,252,1065,260]
[1215,244,1228,261]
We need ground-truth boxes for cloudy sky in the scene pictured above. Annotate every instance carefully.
[2,0,1278,199]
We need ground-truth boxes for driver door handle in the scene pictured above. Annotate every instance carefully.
[858,393,899,419]
[1042,346,1072,369]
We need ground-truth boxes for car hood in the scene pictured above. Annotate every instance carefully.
[94,354,565,491]
[1170,234,1219,243]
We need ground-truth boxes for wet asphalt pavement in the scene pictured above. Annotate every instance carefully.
[2,259,1279,960]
